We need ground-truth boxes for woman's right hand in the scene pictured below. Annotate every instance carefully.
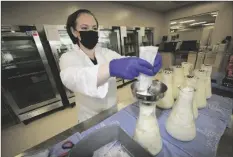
[109,57,154,80]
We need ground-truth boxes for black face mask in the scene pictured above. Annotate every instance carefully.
[78,31,98,50]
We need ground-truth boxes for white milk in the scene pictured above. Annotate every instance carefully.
[184,75,198,119]
[172,65,184,99]
[201,64,212,99]
[166,87,196,141]
[134,103,162,155]
[195,70,207,108]
[182,62,193,76]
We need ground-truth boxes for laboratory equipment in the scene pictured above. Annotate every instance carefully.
[131,80,167,155]
[184,75,198,119]
[201,64,212,98]
[182,62,193,76]
[1,25,64,122]
[195,69,207,108]
[120,26,139,85]
[157,70,174,109]
[172,65,184,99]
[166,86,196,141]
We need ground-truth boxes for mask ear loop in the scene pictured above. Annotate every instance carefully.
[71,27,82,46]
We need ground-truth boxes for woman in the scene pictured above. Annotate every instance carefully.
[60,9,162,123]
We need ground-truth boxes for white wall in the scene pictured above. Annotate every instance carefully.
[176,28,203,41]
[163,1,233,45]
[1,1,164,44]
[170,26,214,46]
[1,2,164,157]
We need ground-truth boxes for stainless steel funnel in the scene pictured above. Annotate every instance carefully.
[131,80,167,103]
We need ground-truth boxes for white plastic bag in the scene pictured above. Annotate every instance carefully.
[138,46,158,91]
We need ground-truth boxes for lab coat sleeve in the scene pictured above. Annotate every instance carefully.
[59,53,109,99]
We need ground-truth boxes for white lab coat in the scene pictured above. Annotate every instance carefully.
[59,44,122,123]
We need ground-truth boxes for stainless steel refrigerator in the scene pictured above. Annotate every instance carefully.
[98,26,124,87]
[120,26,139,85]
[137,27,154,46]
[43,25,76,105]
[1,25,64,122]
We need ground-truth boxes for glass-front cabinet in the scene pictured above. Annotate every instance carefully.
[98,26,124,87]
[1,25,63,122]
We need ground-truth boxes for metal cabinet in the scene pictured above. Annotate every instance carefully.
[98,26,124,87]
[1,25,64,122]
[43,25,76,105]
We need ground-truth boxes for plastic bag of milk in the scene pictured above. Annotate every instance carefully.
[138,46,158,91]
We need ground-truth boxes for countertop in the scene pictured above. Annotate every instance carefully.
[16,84,233,157]
[15,106,118,157]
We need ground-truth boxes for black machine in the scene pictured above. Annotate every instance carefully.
[179,40,199,51]
[159,41,178,52]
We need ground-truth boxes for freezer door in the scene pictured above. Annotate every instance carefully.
[98,27,122,55]
[98,26,124,87]
[43,25,75,102]
[1,25,62,115]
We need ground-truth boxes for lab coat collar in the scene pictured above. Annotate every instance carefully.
[73,44,105,65]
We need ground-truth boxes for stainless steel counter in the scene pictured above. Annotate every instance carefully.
[15,106,118,157]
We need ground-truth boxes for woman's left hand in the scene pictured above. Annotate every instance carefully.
[152,53,162,75]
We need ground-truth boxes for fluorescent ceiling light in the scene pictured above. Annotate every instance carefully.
[190,21,207,26]
[211,12,218,15]
[212,14,217,17]
[179,20,195,24]
[203,23,215,26]
[170,25,181,29]
[170,21,177,25]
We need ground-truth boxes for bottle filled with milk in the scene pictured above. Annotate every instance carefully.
[166,86,196,141]
[134,102,162,155]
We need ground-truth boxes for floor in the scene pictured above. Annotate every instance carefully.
[1,84,135,157]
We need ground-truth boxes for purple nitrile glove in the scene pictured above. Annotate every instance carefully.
[109,57,154,80]
[153,53,162,74]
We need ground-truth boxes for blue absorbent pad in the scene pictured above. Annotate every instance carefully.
[51,94,230,157]
[158,111,226,157]
[200,94,233,128]
[80,110,137,137]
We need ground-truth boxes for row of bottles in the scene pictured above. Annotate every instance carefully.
[156,63,212,108]
[132,46,214,155]
[154,62,213,142]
